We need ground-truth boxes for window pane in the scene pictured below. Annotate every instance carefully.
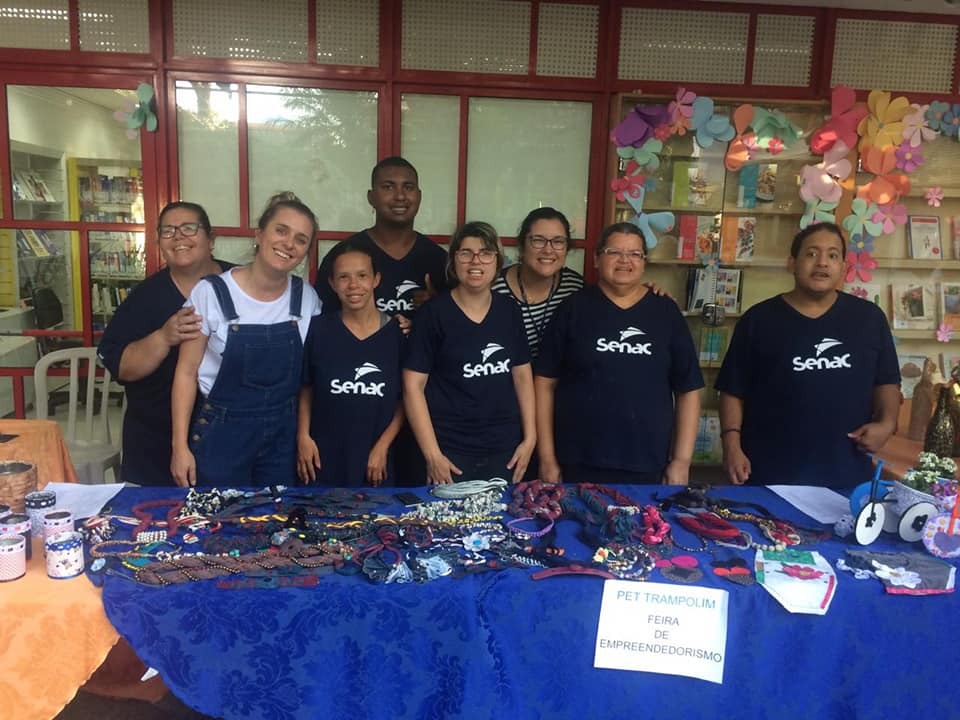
[466,97,591,239]
[11,230,78,330]
[247,85,377,232]
[401,94,459,236]
[89,230,145,331]
[176,81,240,226]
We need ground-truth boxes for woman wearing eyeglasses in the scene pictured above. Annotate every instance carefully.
[535,222,703,485]
[492,208,584,358]
[98,201,234,486]
[404,221,536,485]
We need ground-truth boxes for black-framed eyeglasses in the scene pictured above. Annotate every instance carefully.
[454,248,498,264]
[159,222,201,239]
[599,247,646,261]
[528,235,569,250]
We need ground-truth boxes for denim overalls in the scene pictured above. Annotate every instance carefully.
[189,274,304,487]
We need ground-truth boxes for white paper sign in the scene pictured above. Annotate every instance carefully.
[594,580,729,684]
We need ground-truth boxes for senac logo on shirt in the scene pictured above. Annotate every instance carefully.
[595,326,652,355]
[377,280,420,313]
[792,338,852,372]
[463,343,512,378]
[330,362,386,396]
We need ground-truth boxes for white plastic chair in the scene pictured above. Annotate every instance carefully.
[34,347,122,484]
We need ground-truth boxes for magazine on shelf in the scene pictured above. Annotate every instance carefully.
[950,216,960,260]
[891,283,936,330]
[720,216,755,263]
[671,161,713,208]
[907,216,942,260]
[755,163,778,202]
[898,353,929,399]
[697,325,730,363]
[940,282,960,331]
[677,215,718,261]
[687,267,741,313]
[16,229,49,257]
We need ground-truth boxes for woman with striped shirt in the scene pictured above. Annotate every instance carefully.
[492,207,583,358]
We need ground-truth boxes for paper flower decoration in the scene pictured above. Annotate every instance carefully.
[940,104,960,137]
[689,96,735,149]
[724,104,755,171]
[842,198,883,239]
[751,107,803,150]
[612,104,671,147]
[667,87,696,123]
[926,186,944,207]
[800,200,838,229]
[113,82,157,139]
[617,138,663,170]
[871,203,907,235]
[857,90,910,150]
[903,104,938,147]
[894,142,924,173]
[926,101,951,133]
[630,210,674,251]
[937,323,954,343]
[857,145,911,205]
[845,250,878,283]
[810,86,868,155]
[799,141,851,204]
[653,124,672,142]
[849,233,875,254]
[610,160,645,202]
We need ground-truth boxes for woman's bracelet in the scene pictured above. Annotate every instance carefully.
[721,428,741,436]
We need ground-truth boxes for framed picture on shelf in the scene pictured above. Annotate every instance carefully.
[907,216,942,259]
[898,353,929,399]
[845,282,885,310]
[755,163,778,202]
[940,282,960,331]
[892,283,936,329]
[940,353,960,381]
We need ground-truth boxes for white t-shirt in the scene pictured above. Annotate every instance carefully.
[187,268,321,395]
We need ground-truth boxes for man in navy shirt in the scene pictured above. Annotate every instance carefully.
[716,222,900,488]
[314,156,447,318]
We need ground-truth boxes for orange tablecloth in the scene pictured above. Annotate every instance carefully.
[0,539,119,720]
[0,418,78,488]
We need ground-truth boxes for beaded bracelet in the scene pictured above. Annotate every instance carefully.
[506,515,555,539]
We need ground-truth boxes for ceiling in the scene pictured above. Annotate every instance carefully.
[702,0,960,14]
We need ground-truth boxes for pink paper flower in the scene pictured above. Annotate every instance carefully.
[845,251,878,283]
[871,203,907,235]
[937,323,954,343]
[902,103,938,147]
[654,123,672,142]
[767,137,784,154]
[895,142,924,173]
[667,87,696,123]
[926,186,944,207]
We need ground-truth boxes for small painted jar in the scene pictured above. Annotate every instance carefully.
[0,513,32,561]
[45,531,84,579]
[0,533,26,581]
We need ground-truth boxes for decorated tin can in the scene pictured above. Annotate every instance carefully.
[0,513,32,561]
[24,490,56,536]
[0,533,26,581]
[45,531,84,579]
[42,510,74,542]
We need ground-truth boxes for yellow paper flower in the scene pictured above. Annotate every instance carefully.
[857,90,911,150]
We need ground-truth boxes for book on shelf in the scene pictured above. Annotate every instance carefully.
[686,267,741,314]
[16,229,49,257]
[907,215,942,260]
[845,282,885,310]
[677,214,718,261]
[697,325,729,363]
[898,353,929,399]
[671,160,713,208]
[755,163,778,202]
[891,283,936,330]
[940,282,960,331]
[13,170,55,202]
[693,411,722,464]
[719,216,755,263]
[941,352,960,381]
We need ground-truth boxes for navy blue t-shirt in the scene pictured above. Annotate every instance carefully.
[715,292,900,488]
[315,231,448,317]
[404,292,530,457]
[536,286,704,474]
[97,261,234,486]
[302,313,404,487]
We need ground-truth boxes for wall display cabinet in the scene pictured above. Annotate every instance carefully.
[67,158,145,331]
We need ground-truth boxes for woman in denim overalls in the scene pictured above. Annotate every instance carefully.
[170,193,322,487]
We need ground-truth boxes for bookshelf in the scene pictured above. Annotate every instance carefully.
[66,158,145,330]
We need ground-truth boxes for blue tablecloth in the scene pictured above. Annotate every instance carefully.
[98,486,958,720]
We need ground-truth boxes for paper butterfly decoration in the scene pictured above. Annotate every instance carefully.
[725,104,755,171]
[624,187,673,251]
[809,86,868,155]
[611,104,671,148]
[689,96,735,149]
[750,107,803,150]
[113,83,158,139]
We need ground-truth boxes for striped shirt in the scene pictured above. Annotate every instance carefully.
[492,264,584,358]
